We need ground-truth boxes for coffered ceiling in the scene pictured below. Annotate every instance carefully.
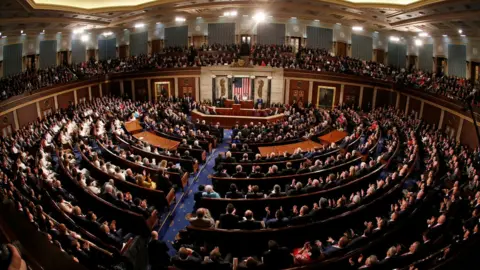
[0,0,479,37]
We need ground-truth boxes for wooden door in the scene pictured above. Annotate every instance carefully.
[471,61,480,83]
[408,55,417,70]
[87,49,96,61]
[192,36,204,48]
[151,40,162,54]
[119,45,128,58]
[336,42,347,57]
[375,49,385,65]
[435,57,447,74]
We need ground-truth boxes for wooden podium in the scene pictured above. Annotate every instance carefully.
[232,104,241,113]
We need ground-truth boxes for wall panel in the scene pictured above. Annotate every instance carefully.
[57,91,75,109]
[343,85,360,108]
[257,23,286,45]
[71,40,86,64]
[361,87,373,111]
[422,103,440,127]
[375,89,396,108]
[208,23,235,45]
[3,44,23,77]
[134,79,148,101]
[77,87,89,102]
[408,98,421,117]
[351,34,372,61]
[306,26,333,50]
[17,103,37,127]
[39,40,57,69]
[178,77,196,100]
[165,26,188,47]
[130,32,148,56]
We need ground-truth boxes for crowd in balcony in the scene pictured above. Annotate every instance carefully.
[0,43,477,103]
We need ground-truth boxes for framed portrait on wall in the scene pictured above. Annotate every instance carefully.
[154,82,171,101]
[317,86,336,109]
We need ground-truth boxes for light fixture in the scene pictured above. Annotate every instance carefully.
[291,17,297,19]
[461,34,466,37]
[231,10,237,16]
[243,15,249,17]
[80,34,89,42]
[73,28,85,34]
[442,34,448,37]
[223,10,237,17]
[1,36,6,39]
[57,32,62,34]
[314,19,320,22]
[0,32,2,36]
[224,12,230,16]
[418,32,428,37]
[374,31,379,33]
[156,22,161,25]
[458,29,463,34]
[134,23,145,28]
[175,17,186,22]
[20,30,23,34]
[196,17,202,19]
[414,39,423,46]
[389,36,400,42]
[253,12,266,22]
[336,22,342,25]
[352,26,363,31]
[102,31,113,37]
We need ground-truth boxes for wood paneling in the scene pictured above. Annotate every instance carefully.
[399,94,407,112]
[123,81,132,99]
[77,87,89,102]
[38,97,54,112]
[134,79,148,102]
[408,98,421,117]
[110,81,121,96]
[119,45,128,58]
[102,83,111,97]
[87,49,96,60]
[152,40,162,54]
[461,120,479,149]
[0,112,15,130]
[289,80,309,105]
[91,85,100,99]
[422,103,441,127]
[443,111,461,138]
[375,89,397,108]
[375,49,385,65]
[337,42,347,57]
[362,87,373,111]
[57,91,75,109]
[17,103,37,127]
[343,85,360,108]
[312,81,341,107]
[178,77,196,100]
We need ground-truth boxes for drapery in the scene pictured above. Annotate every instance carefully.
[208,23,235,45]
[351,34,372,61]
[448,44,467,77]
[3,43,23,76]
[418,44,433,72]
[306,26,333,50]
[388,42,407,68]
[39,40,57,69]
[165,26,188,47]
[129,31,148,56]
[98,38,117,60]
[257,23,286,45]
[71,40,86,64]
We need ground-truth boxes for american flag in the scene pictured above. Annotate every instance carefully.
[233,77,251,99]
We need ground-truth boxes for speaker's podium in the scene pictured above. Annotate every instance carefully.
[232,104,241,113]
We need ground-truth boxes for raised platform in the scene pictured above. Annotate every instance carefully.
[133,131,180,150]
[191,110,284,128]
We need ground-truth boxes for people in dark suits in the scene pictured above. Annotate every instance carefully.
[148,231,170,270]
[262,241,293,269]
[238,210,264,230]
[218,204,240,229]
[269,184,286,198]
[246,185,264,199]
[202,247,232,270]
[249,166,265,178]
[171,247,202,269]
[232,165,247,178]
[193,185,205,211]
[280,162,296,176]
[226,184,243,199]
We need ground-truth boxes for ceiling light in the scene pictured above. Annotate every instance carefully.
[418,32,428,37]
[389,36,400,42]
[414,39,423,46]
[291,17,297,19]
[57,32,62,34]
[1,36,6,39]
[461,34,466,37]
[253,12,266,22]
[134,23,145,28]
[102,31,113,37]
[196,17,202,19]
[352,26,363,31]
[458,29,463,34]
[243,15,249,17]
[0,32,2,36]
[175,17,186,22]
[224,12,230,16]
[374,31,379,33]
[442,34,447,37]
[314,19,320,22]
[80,34,89,42]
[156,22,161,25]
[21,33,26,36]
[73,28,85,34]
[231,11,237,16]
[336,22,342,25]
[20,30,23,34]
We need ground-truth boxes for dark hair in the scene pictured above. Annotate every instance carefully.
[198,185,205,192]
[226,203,235,214]
[229,183,238,192]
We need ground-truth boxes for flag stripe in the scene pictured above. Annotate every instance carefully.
[233,77,251,99]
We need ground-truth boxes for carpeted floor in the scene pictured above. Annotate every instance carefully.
[159,130,232,255]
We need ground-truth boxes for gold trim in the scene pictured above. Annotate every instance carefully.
[316,86,336,109]
[154,82,171,100]
[26,0,179,13]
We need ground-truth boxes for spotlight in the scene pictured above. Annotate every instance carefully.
[102,31,113,37]
[389,36,400,42]
[175,17,186,22]
[418,32,428,37]
[134,23,145,28]
[253,12,266,22]
[352,26,363,31]
[414,39,423,46]
[458,29,463,34]
[73,28,85,34]
[80,34,89,42]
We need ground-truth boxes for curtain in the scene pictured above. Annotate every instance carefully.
[39,40,57,69]
[98,38,117,60]
[165,26,188,47]
[130,32,148,56]
[306,26,333,50]
[257,23,285,45]
[3,44,23,77]
[388,42,407,68]
[208,23,235,45]
[418,44,433,72]
[351,34,372,61]
[448,44,467,77]
[71,40,86,64]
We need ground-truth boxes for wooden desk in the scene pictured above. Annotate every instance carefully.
[224,99,254,109]
[133,131,180,150]
[318,130,348,144]
[125,120,143,134]
[257,140,325,157]
[192,110,284,128]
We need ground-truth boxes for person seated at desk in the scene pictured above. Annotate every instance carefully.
[280,162,296,176]
[249,166,265,178]
[240,153,250,163]
[218,203,240,229]
[238,210,264,230]
[226,184,244,199]
[224,151,237,163]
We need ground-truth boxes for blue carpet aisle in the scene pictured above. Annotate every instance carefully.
[160,130,232,255]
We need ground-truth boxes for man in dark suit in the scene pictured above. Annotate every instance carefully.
[148,231,170,270]
[193,185,205,211]
[304,179,322,193]
[181,150,194,161]
[280,162,296,176]
[218,204,240,229]
[249,166,265,178]
[214,167,230,178]
[224,152,236,163]
[238,210,264,230]
[202,247,232,270]
[232,165,247,178]
[262,241,293,269]
[171,247,202,269]
[265,209,288,228]
[226,184,243,199]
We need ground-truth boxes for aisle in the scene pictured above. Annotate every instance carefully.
[160,130,231,255]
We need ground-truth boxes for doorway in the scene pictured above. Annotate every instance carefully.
[336,42,347,57]
[192,36,204,48]
[26,55,36,70]
[471,61,480,83]
[290,37,301,53]
[241,35,252,45]
[436,57,447,75]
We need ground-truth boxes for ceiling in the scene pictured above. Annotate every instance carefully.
[0,0,479,37]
